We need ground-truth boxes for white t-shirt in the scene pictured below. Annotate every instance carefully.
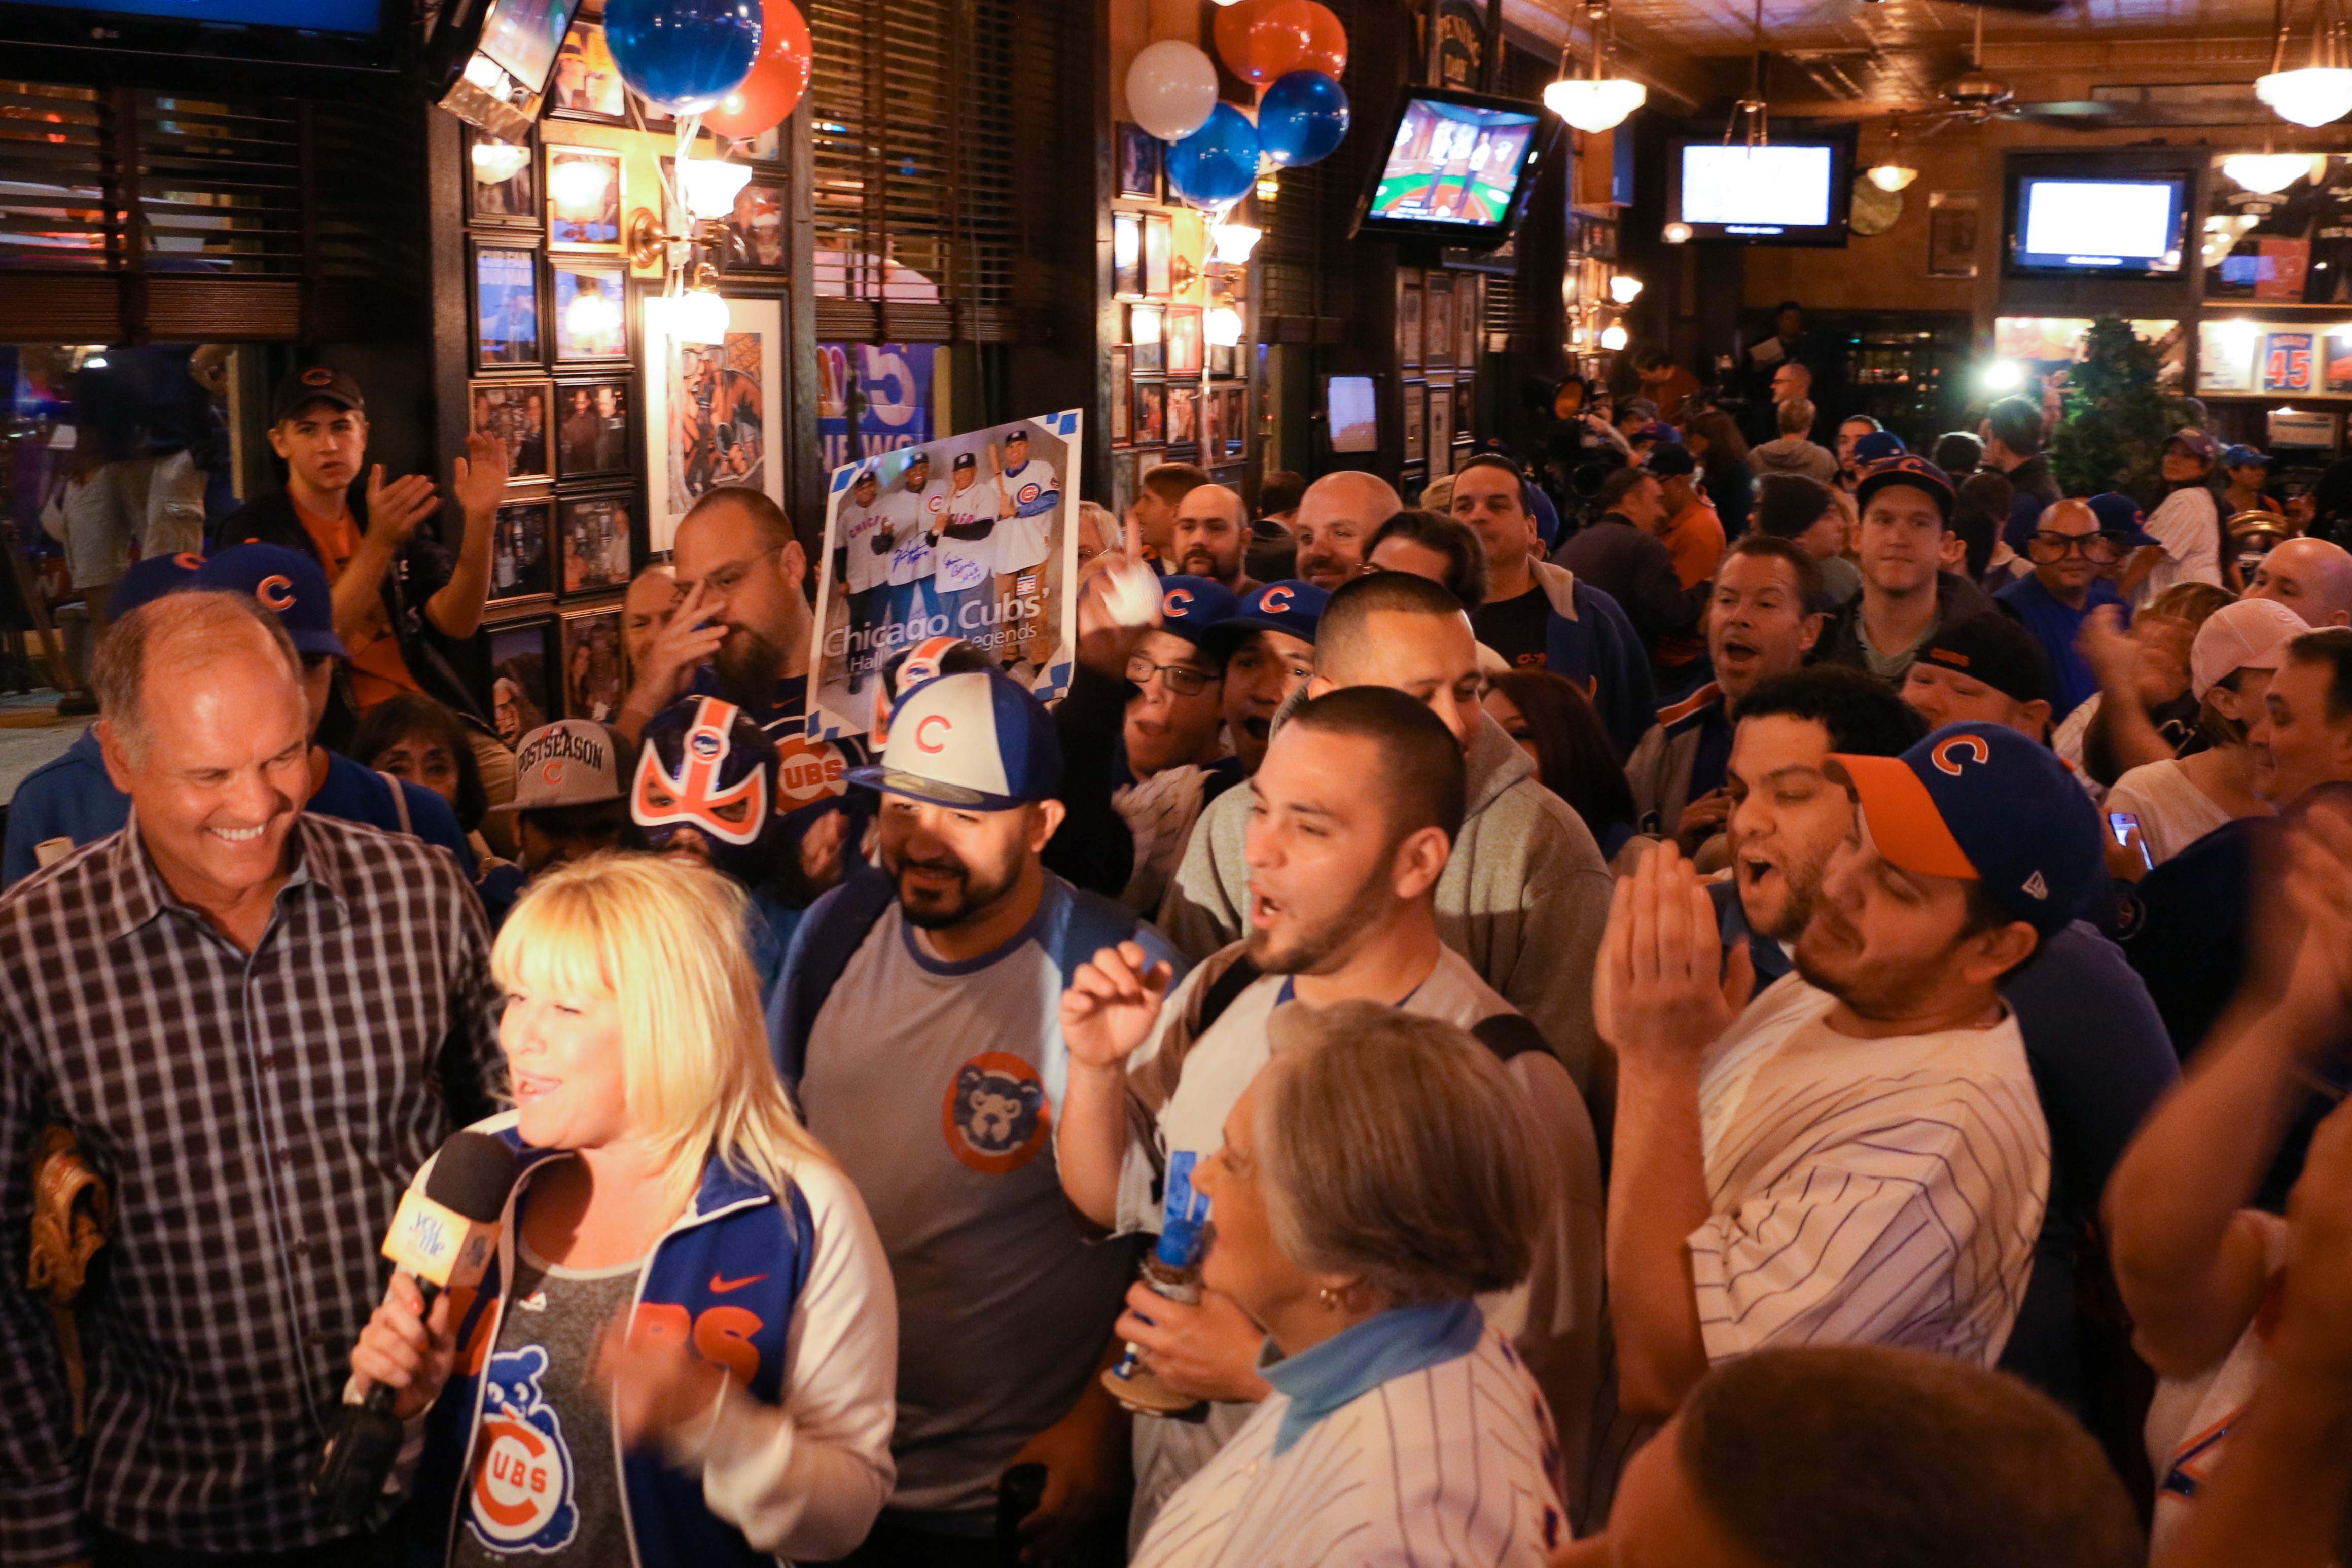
[993,457,1059,575]
[838,498,890,594]
[1692,975,2051,1369]
[2145,1213,2289,1554]
[935,476,1004,597]
[2143,487,2223,600]
[2105,758,2237,867]
[1108,945,1607,1538]
[875,483,945,586]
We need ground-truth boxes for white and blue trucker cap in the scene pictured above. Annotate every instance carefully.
[845,667,1064,810]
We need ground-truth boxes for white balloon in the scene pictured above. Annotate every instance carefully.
[1126,40,1219,143]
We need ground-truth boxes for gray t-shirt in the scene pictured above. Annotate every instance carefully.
[451,1240,639,1563]
[798,878,1172,1530]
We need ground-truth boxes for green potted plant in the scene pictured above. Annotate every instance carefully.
[2045,316,2198,506]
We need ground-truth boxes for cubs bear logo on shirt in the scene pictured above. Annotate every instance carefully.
[941,1052,1052,1174]
[465,1345,579,1554]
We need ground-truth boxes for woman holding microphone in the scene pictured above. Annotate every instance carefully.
[350,853,896,1565]
[1131,1003,1569,1568]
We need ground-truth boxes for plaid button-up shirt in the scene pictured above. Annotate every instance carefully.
[0,814,504,1565]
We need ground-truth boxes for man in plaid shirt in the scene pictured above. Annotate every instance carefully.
[0,591,504,1567]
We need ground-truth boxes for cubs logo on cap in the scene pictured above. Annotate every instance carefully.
[1153,575,1240,652]
[193,544,347,659]
[1205,578,1329,656]
[846,668,1063,811]
[870,634,968,749]
[1855,453,1956,523]
[493,720,625,814]
[1829,721,2105,936]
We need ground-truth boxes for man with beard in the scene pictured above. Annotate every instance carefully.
[621,486,866,895]
[1601,710,2108,1427]
[769,669,1180,1567]
[1167,483,1253,593]
[1710,666,2177,1423]
[1055,686,1605,1536]
[1161,570,1614,1090]
[1623,534,1823,853]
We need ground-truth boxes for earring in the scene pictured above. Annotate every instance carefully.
[1318,1287,1340,1310]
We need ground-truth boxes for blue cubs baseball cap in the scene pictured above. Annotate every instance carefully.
[1855,454,1956,524]
[846,667,1064,810]
[110,551,207,618]
[2222,443,2271,469]
[1154,575,1241,652]
[2086,491,2160,549]
[1852,430,1908,464]
[1208,579,1329,656]
[194,543,348,659]
[1632,421,1682,446]
[1830,721,2105,936]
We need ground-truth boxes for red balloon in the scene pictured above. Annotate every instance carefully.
[1297,2,1346,80]
[703,0,812,140]
[1214,0,1313,85]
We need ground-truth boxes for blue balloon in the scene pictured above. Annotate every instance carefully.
[1165,102,1261,209]
[1258,70,1349,168]
[604,0,761,115]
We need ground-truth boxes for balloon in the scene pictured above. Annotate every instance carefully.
[604,0,761,116]
[703,0,811,137]
[1297,2,1347,79]
[1258,70,1348,167]
[1165,102,1261,209]
[1125,39,1220,142]
[1214,0,1312,85]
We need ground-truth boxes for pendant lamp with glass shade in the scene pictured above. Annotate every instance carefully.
[2258,0,2352,127]
[1544,0,1645,134]
[1866,117,1918,193]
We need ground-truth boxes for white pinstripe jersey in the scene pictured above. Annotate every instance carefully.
[1130,1327,1568,1568]
[1690,975,2051,1369]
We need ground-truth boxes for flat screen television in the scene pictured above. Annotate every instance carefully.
[1350,87,1553,250]
[1325,375,1379,454]
[1666,136,1853,246]
[0,0,404,88]
[426,0,579,141]
[2005,173,2189,278]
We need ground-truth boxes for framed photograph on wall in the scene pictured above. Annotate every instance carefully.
[1111,449,1140,516]
[1109,345,1132,445]
[1456,277,1481,362]
[470,378,553,483]
[1216,384,1247,459]
[548,19,630,123]
[485,615,557,747]
[561,606,626,722]
[716,180,787,274]
[1133,380,1166,445]
[1424,275,1454,366]
[1928,191,1979,279]
[1113,211,1144,298]
[545,144,623,251]
[1454,378,1474,445]
[1143,212,1173,297]
[641,292,787,554]
[1167,384,1199,449]
[1165,306,1203,376]
[1403,380,1426,462]
[1399,274,1423,367]
[1130,305,1164,374]
[558,489,637,596]
[464,127,538,226]
[555,377,633,480]
[1427,378,1452,474]
[471,241,542,370]
[550,259,628,364]
[1117,123,1161,201]
[487,497,554,604]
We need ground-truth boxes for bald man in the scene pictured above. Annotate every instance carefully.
[1996,497,2131,716]
[1169,483,1254,593]
[1160,569,1613,1090]
[1290,470,1402,593]
[2248,534,2352,628]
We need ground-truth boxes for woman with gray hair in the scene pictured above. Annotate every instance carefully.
[1130,1002,1570,1567]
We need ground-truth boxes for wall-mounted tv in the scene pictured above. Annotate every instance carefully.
[427,0,580,140]
[1666,136,1854,246]
[0,0,404,89]
[1350,87,1553,251]
[2005,173,2189,279]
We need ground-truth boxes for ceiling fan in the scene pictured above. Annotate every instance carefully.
[1911,5,2122,130]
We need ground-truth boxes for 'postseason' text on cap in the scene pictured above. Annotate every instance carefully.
[846,667,1063,810]
[498,719,626,813]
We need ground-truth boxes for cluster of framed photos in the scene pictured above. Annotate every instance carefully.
[483,602,630,742]
[1401,267,1482,479]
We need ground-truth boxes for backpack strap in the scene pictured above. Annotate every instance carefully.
[377,770,413,835]
[1471,1012,1550,1064]
[771,865,898,1084]
[1050,886,1153,980]
[1193,951,1262,1036]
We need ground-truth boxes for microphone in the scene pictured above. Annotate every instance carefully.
[311,1130,519,1525]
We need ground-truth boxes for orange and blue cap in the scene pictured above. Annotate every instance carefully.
[1830,721,2104,936]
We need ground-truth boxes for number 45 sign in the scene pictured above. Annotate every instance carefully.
[2263,331,2317,396]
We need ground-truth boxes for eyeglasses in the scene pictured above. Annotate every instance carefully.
[1126,655,1220,697]
[2025,531,2126,565]
[673,552,769,601]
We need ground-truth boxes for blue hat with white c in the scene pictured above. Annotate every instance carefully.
[846,668,1063,810]
[195,543,348,659]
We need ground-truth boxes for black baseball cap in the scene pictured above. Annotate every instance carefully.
[1915,613,2052,707]
[270,365,364,425]
[953,452,977,471]
[1855,454,1956,524]
[1645,443,1698,479]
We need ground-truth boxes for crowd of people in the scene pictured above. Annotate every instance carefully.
[5,352,2352,1568]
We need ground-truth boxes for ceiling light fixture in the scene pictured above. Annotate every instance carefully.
[1867,115,1919,192]
[1609,273,1643,304]
[2259,0,2352,126]
[1662,220,1692,244]
[2224,150,2314,192]
[1544,0,1646,134]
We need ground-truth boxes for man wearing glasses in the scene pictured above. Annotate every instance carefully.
[1997,496,2152,716]
[1112,577,1241,911]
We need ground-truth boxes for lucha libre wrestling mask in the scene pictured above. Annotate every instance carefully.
[631,695,781,882]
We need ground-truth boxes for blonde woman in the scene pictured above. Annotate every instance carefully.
[350,853,897,1565]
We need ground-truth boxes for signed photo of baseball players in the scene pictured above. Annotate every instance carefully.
[806,410,1083,741]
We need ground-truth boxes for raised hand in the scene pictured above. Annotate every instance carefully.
[1062,940,1175,1071]
[1593,842,1748,1066]
[628,579,727,715]
[451,430,509,519]
[364,463,441,549]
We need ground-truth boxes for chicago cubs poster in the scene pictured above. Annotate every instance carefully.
[806,409,1082,741]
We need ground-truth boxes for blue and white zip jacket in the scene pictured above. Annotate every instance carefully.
[403,1113,898,1567]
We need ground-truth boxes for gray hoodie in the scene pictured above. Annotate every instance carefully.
[1157,707,1615,1089]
